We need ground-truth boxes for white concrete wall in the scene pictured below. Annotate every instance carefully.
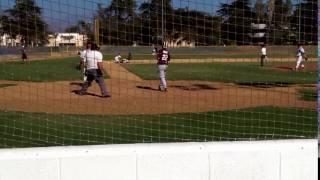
[0,139,317,180]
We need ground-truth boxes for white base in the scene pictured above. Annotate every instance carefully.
[0,139,317,180]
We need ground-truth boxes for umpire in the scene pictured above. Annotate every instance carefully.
[78,43,111,98]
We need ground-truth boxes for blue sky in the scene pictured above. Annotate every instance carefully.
[0,0,302,32]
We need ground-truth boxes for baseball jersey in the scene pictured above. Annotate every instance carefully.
[84,50,103,70]
[157,48,170,65]
[296,47,305,57]
[115,55,121,61]
[261,47,266,55]
[80,49,91,60]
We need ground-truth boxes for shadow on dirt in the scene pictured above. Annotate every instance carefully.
[171,84,219,91]
[236,82,291,88]
[0,84,17,88]
[137,84,218,91]
[136,86,160,91]
[71,90,102,98]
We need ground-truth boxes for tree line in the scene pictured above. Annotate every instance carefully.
[0,0,317,46]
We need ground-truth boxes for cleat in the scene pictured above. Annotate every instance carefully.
[101,95,111,98]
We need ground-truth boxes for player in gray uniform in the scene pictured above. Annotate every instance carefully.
[78,43,111,98]
[295,44,307,71]
[21,45,28,63]
[157,43,170,92]
[79,42,92,81]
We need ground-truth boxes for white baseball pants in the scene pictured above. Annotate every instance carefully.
[296,56,304,69]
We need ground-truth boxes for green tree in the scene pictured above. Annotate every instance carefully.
[95,0,136,45]
[172,8,221,46]
[218,0,254,45]
[254,0,267,23]
[268,0,293,44]
[64,20,93,41]
[139,0,173,45]
[0,15,11,35]
[291,0,317,44]
[6,0,49,46]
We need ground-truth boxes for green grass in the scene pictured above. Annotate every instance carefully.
[103,54,277,60]
[0,84,16,88]
[298,88,317,101]
[124,62,317,84]
[101,45,317,60]
[0,57,109,82]
[0,106,317,148]
[103,53,318,61]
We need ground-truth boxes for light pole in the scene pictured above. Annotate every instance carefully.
[162,0,164,44]
[298,0,301,43]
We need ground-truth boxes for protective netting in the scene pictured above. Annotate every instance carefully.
[0,0,317,148]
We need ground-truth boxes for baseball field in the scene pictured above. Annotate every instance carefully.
[0,51,318,148]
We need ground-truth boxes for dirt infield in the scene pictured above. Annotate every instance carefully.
[0,62,316,115]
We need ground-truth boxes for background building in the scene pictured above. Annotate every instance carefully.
[46,33,87,47]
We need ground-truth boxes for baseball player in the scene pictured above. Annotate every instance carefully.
[260,44,267,66]
[114,53,121,63]
[122,51,131,63]
[78,43,111,98]
[157,43,170,92]
[295,43,307,71]
[21,45,28,63]
[152,46,158,56]
[79,42,92,81]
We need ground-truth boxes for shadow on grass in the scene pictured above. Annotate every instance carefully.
[298,88,317,101]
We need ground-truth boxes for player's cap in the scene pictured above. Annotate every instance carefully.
[91,43,100,50]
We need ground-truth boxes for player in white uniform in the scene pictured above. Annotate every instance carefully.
[114,53,121,63]
[78,43,110,98]
[260,44,267,66]
[295,44,307,71]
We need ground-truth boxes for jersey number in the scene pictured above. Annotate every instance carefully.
[162,54,168,61]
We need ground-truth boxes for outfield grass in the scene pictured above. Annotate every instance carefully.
[0,57,108,82]
[298,88,317,101]
[101,45,317,60]
[124,62,317,84]
[103,53,304,61]
[0,106,317,148]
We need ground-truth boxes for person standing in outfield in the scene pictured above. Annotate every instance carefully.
[78,43,111,98]
[123,51,132,63]
[295,43,308,71]
[21,46,28,63]
[260,44,267,66]
[152,47,158,56]
[157,43,170,92]
[79,42,92,81]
